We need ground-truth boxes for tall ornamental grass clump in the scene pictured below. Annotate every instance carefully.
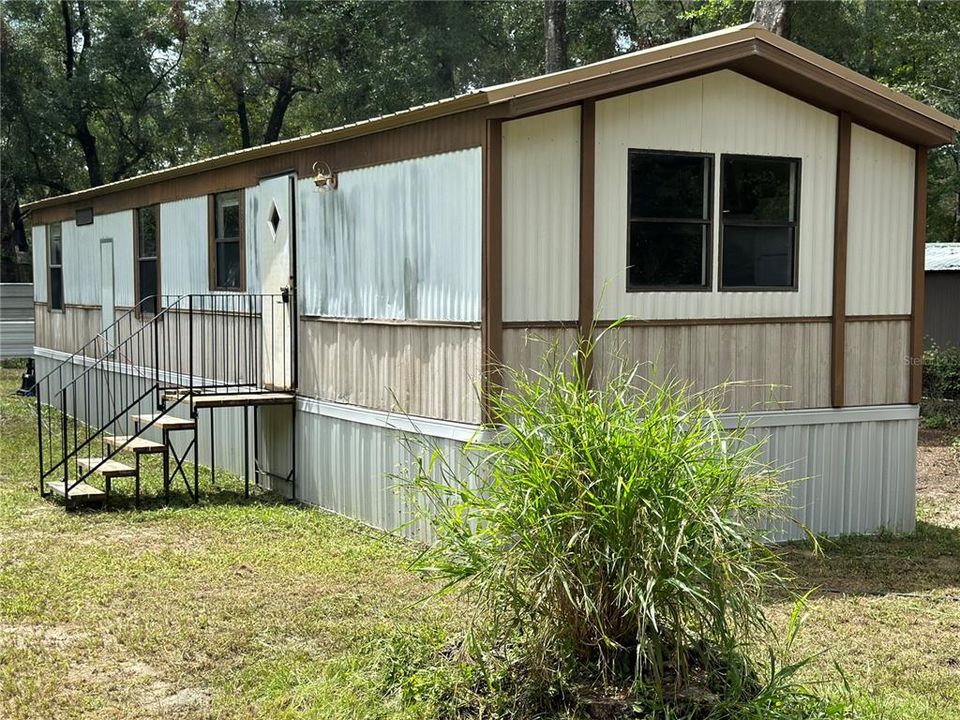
[402,336,830,717]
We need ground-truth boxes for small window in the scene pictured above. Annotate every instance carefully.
[720,155,800,290]
[136,206,160,314]
[211,190,243,291]
[627,151,712,290]
[47,222,64,311]
[75,207,93,226]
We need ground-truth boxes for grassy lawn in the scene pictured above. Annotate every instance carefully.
[1,366,958,718]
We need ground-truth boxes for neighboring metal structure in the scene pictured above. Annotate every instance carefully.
[0,283,34,359]
[924,243,960,349]
[22,23,960,538]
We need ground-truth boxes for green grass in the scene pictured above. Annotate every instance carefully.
[1,368,959,718]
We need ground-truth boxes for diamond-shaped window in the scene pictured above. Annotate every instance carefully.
[268,203,281,236]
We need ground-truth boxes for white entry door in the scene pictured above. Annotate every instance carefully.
[257,174,294,389]
[99,238,115,347]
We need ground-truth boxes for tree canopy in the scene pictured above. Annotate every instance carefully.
[1,0,958,272]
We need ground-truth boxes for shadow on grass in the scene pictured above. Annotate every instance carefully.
[779,520,960,597]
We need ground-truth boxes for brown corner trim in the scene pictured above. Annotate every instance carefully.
[831,112,852,408]
[481,118,504,424]
[909,147,928,404]
[578,100,596,385]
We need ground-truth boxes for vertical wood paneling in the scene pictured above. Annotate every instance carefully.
[501,107,580,322]
[843,320,911,406]
[297,149,482,321]
[594,70,838,320]
[593,322,832,410]
[298,320,482,423]
[846,124,915,316]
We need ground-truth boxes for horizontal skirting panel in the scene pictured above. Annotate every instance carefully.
[298,319,482,424]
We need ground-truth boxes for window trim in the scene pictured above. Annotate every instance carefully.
[718,153,802,293]
[133,205,162,316]
[625,149,714,293]
[46,222,64,313]
[208,189,246,292]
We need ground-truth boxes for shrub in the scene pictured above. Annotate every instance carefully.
[399,334,835,718]
[922,343,960,427]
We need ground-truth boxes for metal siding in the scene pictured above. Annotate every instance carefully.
[95,210,135,308]
[843,319,910,405]
[63,219,101,306]
[924,271,960,348]
[502,108,580,322]
[159,197,208,296]
[1,284,35,358]
[747,414,917,541]
[32,226,47,302]
[594,70,838,320]
[297,149,482,321]
[846,124,914,316]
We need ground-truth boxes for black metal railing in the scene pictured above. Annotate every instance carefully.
[36,292,294,498]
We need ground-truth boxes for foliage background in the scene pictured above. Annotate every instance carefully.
[1,0,958,273]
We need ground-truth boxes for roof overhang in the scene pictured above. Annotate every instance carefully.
[24,23,959,214]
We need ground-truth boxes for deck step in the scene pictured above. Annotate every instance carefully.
[191,392,295,409]
[47,480,107,502]
[77,457,137,478]
[104,435,165,454]
[131,413,196,431]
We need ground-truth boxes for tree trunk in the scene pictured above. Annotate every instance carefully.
[60,0,102,186]
[262,71,295,145]
[236,90,252,149]
[751,0,791,38]
[544,0,567,73]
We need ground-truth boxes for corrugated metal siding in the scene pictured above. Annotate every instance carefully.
[502,108,580,322]
[32,226,47,303]
[924,271,960,348]
[159,195,260,297]
[745,412,917,541]
[1,284,35,358]
[846,124,915,316]
[34,305,102,353]
[843,320,910,405]
[95,211,135,308]
[297,149,482,321]
[594,70,838,320]
[63,219,99,306]
[299,319,482,423]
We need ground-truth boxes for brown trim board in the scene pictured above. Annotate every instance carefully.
[299,315,481,330]
[481,119,503,424]
[910,147,928,404]
[578,100,596,384]
[832,112,852,408]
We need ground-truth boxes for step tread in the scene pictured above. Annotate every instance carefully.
[77,457,137,478]
[131,413,196,430]
[103,435,165,453]
[47,480,106,501]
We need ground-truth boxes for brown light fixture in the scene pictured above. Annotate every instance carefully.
[312,161,338,192]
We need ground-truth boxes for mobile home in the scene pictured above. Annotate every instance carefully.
[24,24,959,539]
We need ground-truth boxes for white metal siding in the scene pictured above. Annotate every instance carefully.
[502,108,580,322]
[32,226,47,303]
[297,149,482,321]
[594,70,838,320]
[95,211,135,308]
[846,124,915,316]
[63,219,99,306]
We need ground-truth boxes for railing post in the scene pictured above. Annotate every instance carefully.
[60,392,69,500]
[188,295,194,396]
[37,385,44,495]
[153,300,161,408]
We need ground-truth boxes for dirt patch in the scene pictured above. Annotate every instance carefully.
[917,432,960,527]
[0,622,88,649]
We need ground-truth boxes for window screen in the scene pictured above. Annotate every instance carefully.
[627,151,712,290]
[212,190,243,290]
[136,205,160,314]
[48,222,64,311]
[720,155,800,289]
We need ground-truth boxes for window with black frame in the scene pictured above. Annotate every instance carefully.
[47,222,64,311]
[211,190,243,291]
[720,155,800,290]
[136,206,160,314]
[627,150,713,290]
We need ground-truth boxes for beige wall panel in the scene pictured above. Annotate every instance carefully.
[501,108,581,322]
[843,320,910,406]
[846,125,915,316]
[299,320,482,423]
[593,322,831,411]
[34,306,102,354]
[500,327,580,394]
[594,71,838,321]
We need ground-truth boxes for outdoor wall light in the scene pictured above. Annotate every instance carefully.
[312,161,338,192]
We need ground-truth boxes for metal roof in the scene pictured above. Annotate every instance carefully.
[926,243,960,272]
[23,22,960,213]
